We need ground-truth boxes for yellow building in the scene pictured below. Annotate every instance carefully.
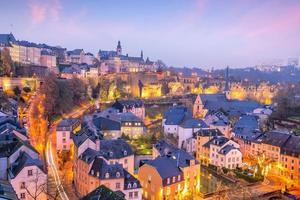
[139,140,201,200]
[142,84,162,99]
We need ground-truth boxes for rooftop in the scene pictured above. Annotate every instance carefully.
[80,185,125,200]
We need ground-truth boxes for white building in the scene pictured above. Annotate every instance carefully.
[56,118,81,152]
[204,136,242,169]
[177,118,208,149]
[8,152,47,200]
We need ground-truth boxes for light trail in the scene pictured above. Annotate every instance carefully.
[46,141,69,200]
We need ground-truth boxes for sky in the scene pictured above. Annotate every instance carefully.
[0,0,300,68]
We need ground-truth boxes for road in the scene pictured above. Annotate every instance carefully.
[45,104,93,200]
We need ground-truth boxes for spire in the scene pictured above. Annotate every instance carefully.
[225,66,229,91]
[116,41,122,55]
[141,50,143,59]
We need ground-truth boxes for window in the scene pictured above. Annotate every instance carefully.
[134,191,138,198]
[63,138,66,143]
[129,192,133,198]
[172,176,176,183]
[28,169,33,176]
[105,173,110,178]
[20,182,25,189]
[62,132,66,137]
[128,183,132,189]
[228,158,231,163]
[125,159,128,164]
[116,183,120,189]
[167,178,170,184]
[178,175,181,181]
[20,193,26,199]
[116,172,120,178]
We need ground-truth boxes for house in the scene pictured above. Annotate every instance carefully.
[193,93,262,118]
[91,108,145,139]
[139,140,200,200]
[162,106,192,136]
[65,49,85,64]
[112,99,145,120]
[250,131,300,186]
[204,111,231,138]
[80,185,126,200]
[8,152,47,200]
[72,128,140,199]
[177,118,208,149]
[202,136,242,169]
[194,129,223,164]
[56,118,81,152]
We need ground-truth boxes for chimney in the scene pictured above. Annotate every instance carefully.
[176,152,180,168]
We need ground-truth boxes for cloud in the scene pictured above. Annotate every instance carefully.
[29,0,62,24]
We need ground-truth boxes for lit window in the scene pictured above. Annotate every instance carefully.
[167,178,170,184]
[105,173,109,178]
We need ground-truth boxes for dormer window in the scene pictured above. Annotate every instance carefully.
[109,152,113,157]
[91,170,94,175]
[97,172,100,177]
[178,175,181,181]
[105,172,110,179]
[128,183,132,188]
[167,178,170,184]
[133,183,137,188]
[124,150,127,156]
[116,172,120,178]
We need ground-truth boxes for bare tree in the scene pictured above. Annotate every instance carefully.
[24,170,47,200]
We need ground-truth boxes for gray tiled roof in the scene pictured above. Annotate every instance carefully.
[0,33,16,47]
[194,128,223,138]
[219,144,239,155]
[57,118,80,131]
[0,180,18,200]
[112,99,144,112]
[99,139,133,160]
[203,136,229,148]
[123,169,141,190]
[9,152,45,178]
[80,185,125,200]
[179,118,208,129]
[92,116,121,131]
[164,106,192,125]
[89,157,124,180]
[72,127,102,147]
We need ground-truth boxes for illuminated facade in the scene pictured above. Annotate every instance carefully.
[139,140,200,200]
[141,84,162,99]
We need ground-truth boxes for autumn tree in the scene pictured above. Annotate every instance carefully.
[40,73,59,119]
[0,48,14,75]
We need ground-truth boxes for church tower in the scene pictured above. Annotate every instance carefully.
[141,50,144,60]
[116,41,122,56]
[224,66,231,100]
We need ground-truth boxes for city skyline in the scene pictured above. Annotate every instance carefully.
[0,0,300,68]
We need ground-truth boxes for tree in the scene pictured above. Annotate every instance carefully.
[0,48,14,75]
[57,80,74,114]
[40,73,59,119]
[24,170,47,200]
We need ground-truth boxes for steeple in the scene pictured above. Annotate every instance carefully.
[225,66,229,91]
[116,41,122,56]
[141,50,143,59]
[224,66,230,100]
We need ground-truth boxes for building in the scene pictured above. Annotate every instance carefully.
[250,131,300,186]
[177,118,208,149]
[193,93,262,118]
[65,49,85,64]
[91,108,145,139]
[194,129,223,164]
[162,106,192,136]
[80,185,126,200]
[56,118,81,152]
[40,50,57,73]
[72,129,140,199]
[204,111,231,138]
[202,136,242,169]
[112,99,145,120]
[138,140,200,200]
[97,41,157,73]
[8,152,47,200]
